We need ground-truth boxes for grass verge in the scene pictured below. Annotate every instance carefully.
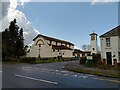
[66,68,120,78]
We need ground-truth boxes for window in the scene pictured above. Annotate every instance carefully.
[87,54,90,56]
[106,38,111,47]
[91,35,95,40]
[56,42,58,45]
[69,44,71,47]
[119,52,120,61]
[82,54,85,56]
[53,49,55,52]
[50,40,52,45]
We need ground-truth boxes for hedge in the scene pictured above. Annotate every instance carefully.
[20,57,36,63]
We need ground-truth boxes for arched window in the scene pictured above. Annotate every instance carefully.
[36,39,44,45]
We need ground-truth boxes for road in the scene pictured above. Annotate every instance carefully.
[2,61,120,88]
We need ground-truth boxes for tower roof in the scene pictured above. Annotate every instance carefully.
[90,32,98,36]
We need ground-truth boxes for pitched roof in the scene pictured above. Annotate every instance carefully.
[33,34,74,46]
[100,25,120,37]
[73,49,83,53]
[52,45,73,50]
[90,32,98,36]
[73,49,91,54]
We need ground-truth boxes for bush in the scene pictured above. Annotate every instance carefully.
[114,62,120,70]
[63,58,72,61]
[93,54,101,66]
[97,60,107,69]
[2,58,19,62]
[80,57,86,64]
[118,63,120,70]
[20,57,36,63]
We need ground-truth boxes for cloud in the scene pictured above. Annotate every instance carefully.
[91,0,119,5]
[1,0,40,46]
[18,0,30,6]
[0,0,10,20]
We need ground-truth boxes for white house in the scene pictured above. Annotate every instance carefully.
[100,25,120,65]
[27,34,74,58]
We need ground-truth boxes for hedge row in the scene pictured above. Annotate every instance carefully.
[20,57,36,63]
[2,58,19,62]
[2,57,73,63]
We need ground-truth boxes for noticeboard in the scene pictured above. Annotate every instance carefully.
[87,56,93,60]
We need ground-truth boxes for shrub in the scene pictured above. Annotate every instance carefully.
[97,60,107,69]
[2,58,19,62]
[63,58,72,61]
[80,57,86,64]
[118,63,120,70]
[114,62,120,70]
[92,54,101,66]
[20,57,36,63]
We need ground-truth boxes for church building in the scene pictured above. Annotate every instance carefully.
[27,34,74,58]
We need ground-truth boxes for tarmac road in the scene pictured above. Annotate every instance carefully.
[2,61,120,88]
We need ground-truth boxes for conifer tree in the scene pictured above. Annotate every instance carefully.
[2,19,26,58]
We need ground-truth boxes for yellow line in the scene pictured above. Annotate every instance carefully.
[92,77,120,83]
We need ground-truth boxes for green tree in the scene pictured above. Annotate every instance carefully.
[2,19,26,58]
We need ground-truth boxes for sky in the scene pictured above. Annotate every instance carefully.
[1,0,119,50]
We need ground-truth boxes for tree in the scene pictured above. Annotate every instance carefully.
[2,19,26,58]
[81,44,91,51]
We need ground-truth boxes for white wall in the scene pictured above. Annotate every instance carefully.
[59,50,73,57]
[100,36,119,65]
[52,41,56,45]
[118,37,120,62]
[27,36,74,58]
[90,35,98,54]
[27,37,52,58]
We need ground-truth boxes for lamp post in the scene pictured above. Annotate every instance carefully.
[37,39,44,60]
[38,44,41,59]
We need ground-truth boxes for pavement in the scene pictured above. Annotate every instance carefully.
[2,61,120,88]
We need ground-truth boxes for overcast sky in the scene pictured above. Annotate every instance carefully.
[1,0,119,49]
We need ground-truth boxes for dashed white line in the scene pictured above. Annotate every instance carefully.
[14,74,58,85]
[0,71,2,73]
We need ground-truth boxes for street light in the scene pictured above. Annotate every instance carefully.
[36,39,44,59]
[38,44,41,59]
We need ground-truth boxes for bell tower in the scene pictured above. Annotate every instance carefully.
[90,32,98,55]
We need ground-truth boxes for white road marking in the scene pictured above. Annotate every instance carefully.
[21,67,90,79]
[14,74,58,85]
[92,77,120,83]
[63,74,69,76]
[61,71,68,73]
[71,75,78,77]
[79,76,87,78]
[0,71,2,73]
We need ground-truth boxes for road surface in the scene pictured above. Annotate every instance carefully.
[2,61,120,88]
